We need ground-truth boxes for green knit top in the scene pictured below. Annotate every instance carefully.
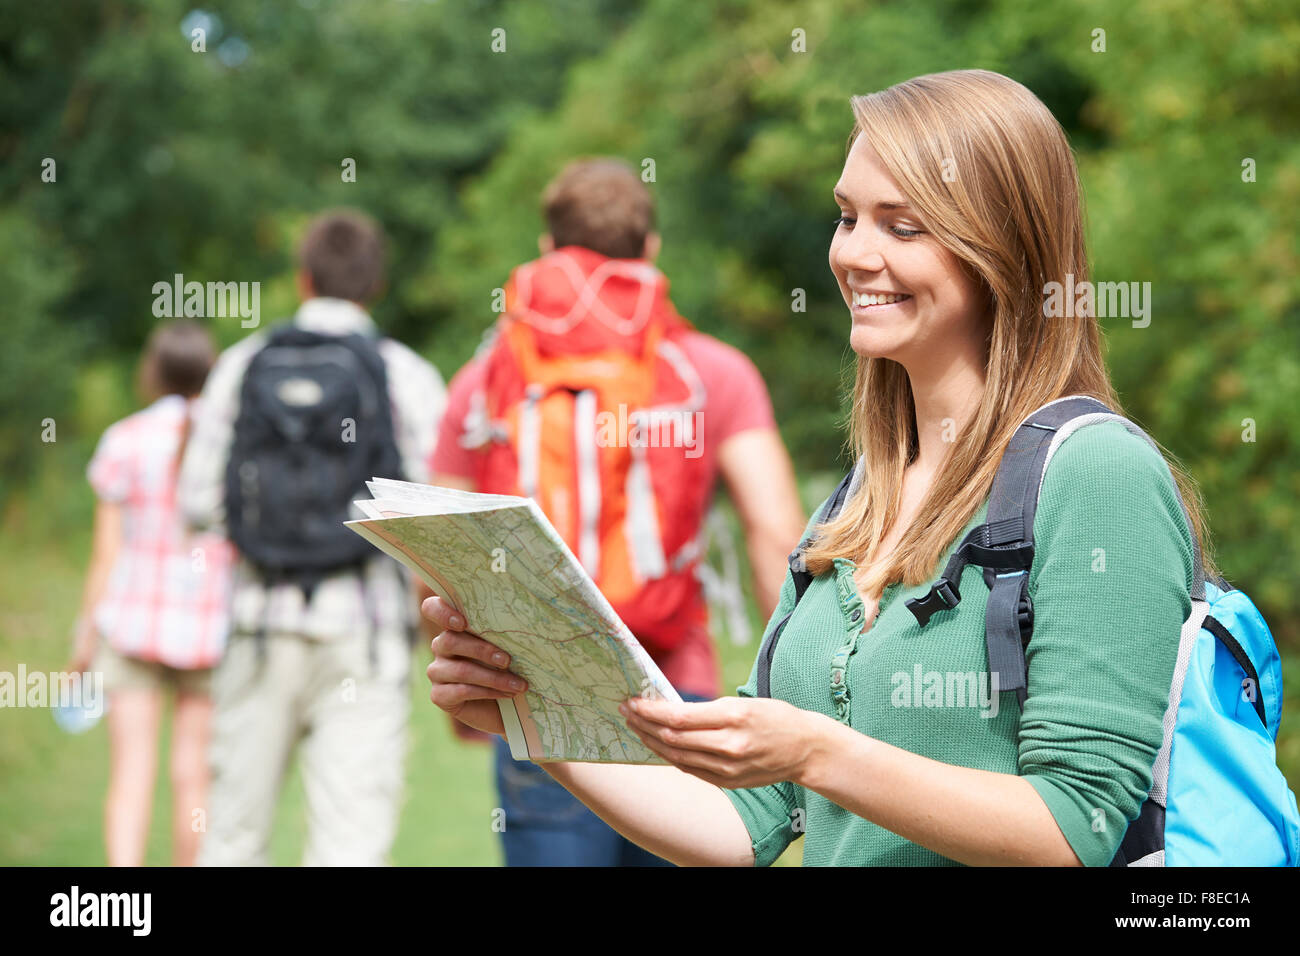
[725,420,1196,866]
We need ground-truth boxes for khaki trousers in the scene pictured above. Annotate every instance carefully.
[198,629,411,866]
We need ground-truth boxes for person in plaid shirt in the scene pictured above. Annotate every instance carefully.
[178,210,446,866]
[73,319,235,866]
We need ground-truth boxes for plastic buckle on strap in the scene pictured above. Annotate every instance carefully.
[788,543,809,574]
[906,578,960,627]
[1018,591,1034,643]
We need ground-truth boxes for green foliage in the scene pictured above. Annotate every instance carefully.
[0,209,81,499]
[0,0,636,472]
[1,0,1297,644]
[432,0,1300,644]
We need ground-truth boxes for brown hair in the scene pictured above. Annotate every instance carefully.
[297,209,386,303]
[802,69,1217,594]
[136,319,217,474]
[541,158,655,259]
[137,319,217,401]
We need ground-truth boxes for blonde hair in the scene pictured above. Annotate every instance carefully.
[802,69,1217,595]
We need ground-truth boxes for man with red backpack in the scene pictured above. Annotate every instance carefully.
[425,158,805,866]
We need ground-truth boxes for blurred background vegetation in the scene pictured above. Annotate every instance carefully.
[1,0,1297,863]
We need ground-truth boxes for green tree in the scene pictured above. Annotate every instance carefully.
[431,0,1300,643]
[0,0,638,481]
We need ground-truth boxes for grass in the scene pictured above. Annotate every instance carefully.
[0,459,829,866]
[2,463,1296,866]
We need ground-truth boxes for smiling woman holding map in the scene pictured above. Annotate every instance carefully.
[424,69,1221,866]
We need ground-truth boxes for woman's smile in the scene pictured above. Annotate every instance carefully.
[850,290,913,317]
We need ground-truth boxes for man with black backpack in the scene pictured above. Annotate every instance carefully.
[178,210,446,865]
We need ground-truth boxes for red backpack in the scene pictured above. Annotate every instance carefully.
[469,247,710,656]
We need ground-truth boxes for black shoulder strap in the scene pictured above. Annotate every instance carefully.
[262,319,318,349]
[903,395,1136,709]
[757,395,1210,706]
[755,464,858,698]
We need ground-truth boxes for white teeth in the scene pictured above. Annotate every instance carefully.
[853,292,908,307]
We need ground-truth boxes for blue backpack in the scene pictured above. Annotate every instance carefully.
[760,395,1300,866]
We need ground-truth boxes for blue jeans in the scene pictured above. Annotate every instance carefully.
[494,691,711,867]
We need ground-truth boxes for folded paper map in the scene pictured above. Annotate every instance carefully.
[345,478,681,764]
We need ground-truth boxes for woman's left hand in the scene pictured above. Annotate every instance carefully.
[619,695,829,790]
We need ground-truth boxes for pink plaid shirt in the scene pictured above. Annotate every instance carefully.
[87,394,235,669]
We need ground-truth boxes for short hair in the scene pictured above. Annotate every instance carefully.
[297,209,386,303]
[140,319,216,399]
[541,158,655,260]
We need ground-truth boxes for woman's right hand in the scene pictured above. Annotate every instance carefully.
[67,616,98,675]
[422,595,528,738]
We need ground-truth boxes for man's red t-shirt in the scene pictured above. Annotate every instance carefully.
[430,329,777,698]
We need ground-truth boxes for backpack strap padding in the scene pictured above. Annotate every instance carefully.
[984,571,1033,705]
[979,395,1114,705]
[907,395,1208,711]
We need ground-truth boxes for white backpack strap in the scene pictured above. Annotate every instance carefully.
[624,423,667,581]
[458,387,493,450]
[517,384,543,498]
[650,338,707,413]
[573,389,602,576]
[697,505,752,646]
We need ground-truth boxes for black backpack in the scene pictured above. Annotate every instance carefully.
[224,323,403,599]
